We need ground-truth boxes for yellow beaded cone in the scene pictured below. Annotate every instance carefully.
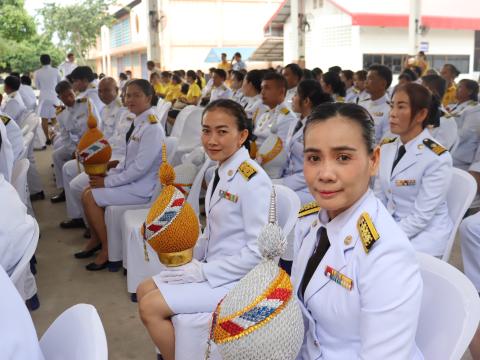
[141,144,200,266]
[77,101,112,175]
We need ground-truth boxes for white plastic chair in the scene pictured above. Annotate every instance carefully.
[11,159,30,206]
[10,220,39,285]
[157,100,172,129]
[415,252,480,360]
[442,168,477,261]
[39,304,108,360]
[21,111,39,135]
[171,106,203,165]
[170,105,197,138]
[20,131,34,160]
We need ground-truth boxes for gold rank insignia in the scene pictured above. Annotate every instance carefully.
[0,115,10,125]
[280,107,290,115]
[55,106,65,115]
[357,212,380,254]
[298,201,320,218]
[423,138,447,156]
[380,137,396,146]
[76,98,87,103]
[325,266,353,291]
[238,161,257,181]
[148,114,158,124]
[395,179,416,186]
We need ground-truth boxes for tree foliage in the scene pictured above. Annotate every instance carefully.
[39,0,116,64]
[0,0,36,41]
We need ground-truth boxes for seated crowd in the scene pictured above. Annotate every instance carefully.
[2,53,480,359]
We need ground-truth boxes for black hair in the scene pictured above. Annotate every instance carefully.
[203,99,254,152]
[213,68,227,81]
[40,54,51,65]
[66,74,73,84]
[209,67,216,73]
[234,52,242,58]
[411,66,423,78]
[231,70,245,83]
[322,71,346,97]
[302,69,314,80]
[354,70,367,81]
[401,68,418,81]
[9,72,20,78]
[398,73,414,83]
[443,64,460,78]
[421,74,447,99]
[459,79,480,101]
[245,69,263,93]
[119,72,128,80]
[55,80,73,95]
[20,75,32,86]
[285,63,303,80]
[147,60,155,67]
[171,75,181,84]
[263,71,288,91]
[181,83,190,95]
[4,76,20,91]
[305,103,376,153]
[368,64,393,89]
[186,70,202,89]
[312,67,323,78]
[67,52,74,58]
[328,66,342,74]
[93,73,98,79]
[394,83,440,128]
[297,79,333,107]
[70,66,95,82]
[161,71,172,78]
[127,79,154,98]
[99,73,105,79]
[178,70,186,78]
[341,70,354,82]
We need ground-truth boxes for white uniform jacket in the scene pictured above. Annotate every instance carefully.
[77,84,104,117]
[210,84,233,103]
[359,94,391,144]
[428,114,458,151]
[0,266,44,360]
[373,129,453,256]
[291,190,423,360]
[244,94,268,122]
[345,86,357,103]
[0,120,13,182]
[104,107,164,199]
[451,101,480,169]
[18,85,37,111]
[101,98,125,140]
[194,147,272,288]
[109,109,135,161]
[285,87,297,106]
[280,116,314,204]
[230,89,248,107]
[254,101,297,149]
[58,60,77,79]
[1,111,24,160]
[34,65,61,119]
[1,91,26,124]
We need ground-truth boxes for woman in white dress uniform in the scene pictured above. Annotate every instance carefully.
[79,80,165,271]
[137,99,272,360]
[291,102,423,360]
[374,83,453,257]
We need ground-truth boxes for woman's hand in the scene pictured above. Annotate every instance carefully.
[89,176,105,188]
[158,259,206,284]
[107,160,119,170]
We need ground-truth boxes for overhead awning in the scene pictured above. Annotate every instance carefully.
[263,0,290,36]
[249,37,284,62]
[204,47,256,63]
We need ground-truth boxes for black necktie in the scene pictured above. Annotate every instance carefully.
[125,122,135,143]
[391,145,406,173]
[301,227,330,298]
[293,119,303,135]
[210,169,220,199]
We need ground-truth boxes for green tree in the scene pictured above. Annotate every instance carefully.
[0,0,36,41]
[39,0,116,64]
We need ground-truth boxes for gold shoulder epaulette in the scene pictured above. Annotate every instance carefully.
[280,107,290,115]
[76,97,87,103]
[55,106,65,115]
[238,161,257,181]
[380,137,396,146]
[423,138,447,156]
[298,201,320,218]
[357,212,380,254]
[148,114,158,124]
[0,115,10,125]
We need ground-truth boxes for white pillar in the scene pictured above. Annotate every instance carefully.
[408,0,421,55]
[290,0,299,63]
[147,0,161,66]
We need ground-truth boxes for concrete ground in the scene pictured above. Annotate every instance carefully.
[29,147,474,360]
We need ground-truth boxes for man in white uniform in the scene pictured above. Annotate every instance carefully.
[0,121,14,182]
[1,75,26,125]
[58,52,77,79]
[19,75,37,112]
[1,111,24,161]
[361,64,393,144]
[70,66,104,116]
[283,63,303,106]
[34,54,61,144]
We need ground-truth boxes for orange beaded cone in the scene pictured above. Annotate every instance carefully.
[141,144,200,267]
[77,101,112,175]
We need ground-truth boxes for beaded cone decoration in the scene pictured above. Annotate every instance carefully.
[76,101,112,175]
[208,187,304,360]
[141,144,200,267]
